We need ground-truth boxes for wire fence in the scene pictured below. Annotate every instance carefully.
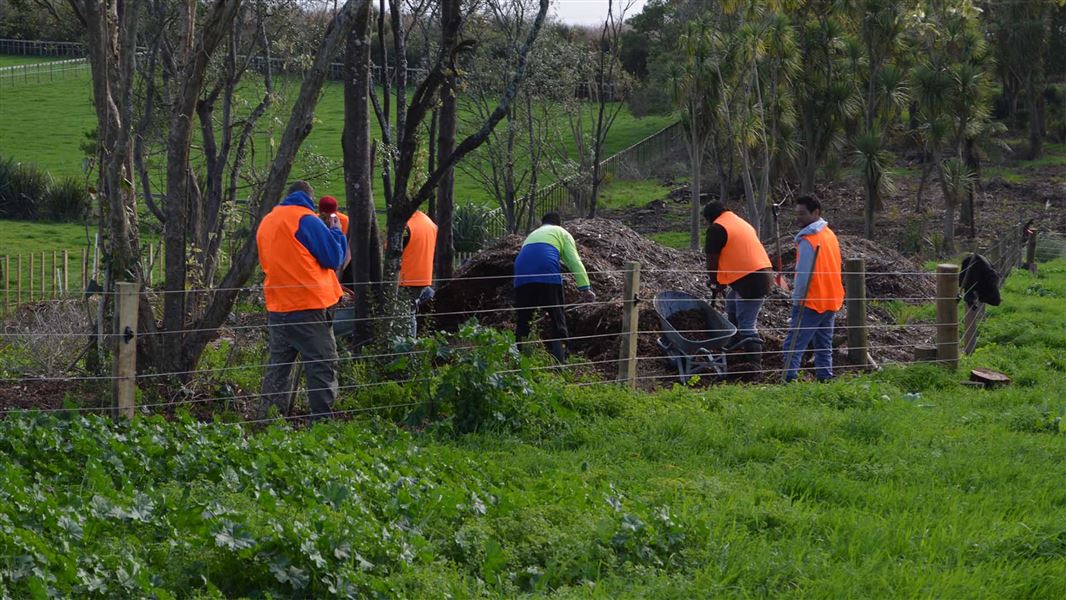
[0,57,89,87]
[0,224,1041,426]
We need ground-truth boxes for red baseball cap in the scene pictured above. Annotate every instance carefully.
[318,196,338,213]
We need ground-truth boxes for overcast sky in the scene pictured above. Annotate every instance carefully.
[552,0,648,26]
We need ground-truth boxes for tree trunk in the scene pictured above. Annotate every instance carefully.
[343,1,382,346]
[961,138,980,237]
[1027,76,1045,160]
[863,173,876,240]
[689,123,701,252]
[161,0,241,371]
[171,0,367,374]
[936,164,956,255]
[434,0,461,282]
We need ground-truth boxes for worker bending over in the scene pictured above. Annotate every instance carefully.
[702,202,773,348]
[513,213,595,362]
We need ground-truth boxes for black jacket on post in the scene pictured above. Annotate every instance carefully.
[959,253,1001,308]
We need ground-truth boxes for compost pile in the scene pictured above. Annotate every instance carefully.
[431,219,937,385]
[667,309,712,337]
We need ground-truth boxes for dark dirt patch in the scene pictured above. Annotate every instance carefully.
[0,380,104,414]
[667,309,711,337]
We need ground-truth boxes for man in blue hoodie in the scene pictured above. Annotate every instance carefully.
[256,181,349,419]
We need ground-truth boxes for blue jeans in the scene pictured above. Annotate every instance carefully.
[782,306,836,382]
[726,289,764,339]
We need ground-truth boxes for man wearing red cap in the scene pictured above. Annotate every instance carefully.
[318,196,349,235]
[318,196,351,283]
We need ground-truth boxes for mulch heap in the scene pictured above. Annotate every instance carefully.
[431,218,937,386]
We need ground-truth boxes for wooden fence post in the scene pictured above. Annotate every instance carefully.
[51,251,57,297]
[844,258,868,366]
[40,252,45,299]
[2,255,7,316]
[113,282,139,420]
[617,261,641,388]
[29,253,34,302]
[1016,222,1026,268]
[157,240,164,284]
[80,247,88,291]
[1025,230,1038,274]
[17,254,22,305]
[62,250,68,294]
[935,264,960,370]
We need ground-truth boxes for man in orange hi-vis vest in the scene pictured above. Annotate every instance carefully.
[782,195,844,382]
[702,203,773,347]
[256,181,348,419]
[399,210,438,334]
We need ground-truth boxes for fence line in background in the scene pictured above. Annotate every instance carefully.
[1,250,1036,422]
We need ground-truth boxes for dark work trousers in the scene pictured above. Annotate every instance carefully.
[514,283,569,362]
[259,307,338,420]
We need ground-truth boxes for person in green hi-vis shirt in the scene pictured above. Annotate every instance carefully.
[513,213,596,362]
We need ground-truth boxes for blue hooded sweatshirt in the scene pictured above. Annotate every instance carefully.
[792,218,828,306]
[282,190,348,270]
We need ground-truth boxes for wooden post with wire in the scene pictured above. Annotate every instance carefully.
[40,252,45,299]
[113,282,139,420]
[29,253,35,302]
[17,254,22,305]
[1025,230,1038,275]
[935,264,960,370]
[80,247,88,291]
[617,261,642,388]
[2,255,7,316]
[844,258,868,367]
[52,250,58,297]
[62,250,69,294]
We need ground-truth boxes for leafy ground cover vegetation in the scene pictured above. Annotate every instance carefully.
[1,261,1064,597]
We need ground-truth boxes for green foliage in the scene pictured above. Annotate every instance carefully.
[1,261,1066,597]
[873,299,936,326]
[451,203,493,253]
[389,321,541,435]
[0,157,51,220]
[43,174,90,221]
[0,157,88,222]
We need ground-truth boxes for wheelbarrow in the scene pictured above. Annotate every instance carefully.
[653,291,737,383]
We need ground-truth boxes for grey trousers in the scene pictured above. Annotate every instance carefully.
[259,308,338,420]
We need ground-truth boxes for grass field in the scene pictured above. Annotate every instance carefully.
[0,54,66,67]
[0,259,1063,596]
[0,172,658,304]
[0,63,675,204]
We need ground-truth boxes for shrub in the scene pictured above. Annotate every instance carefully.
[0,157,51,220]
[44,175,89,221]
[453,203,492,252]
[390,320,547,435]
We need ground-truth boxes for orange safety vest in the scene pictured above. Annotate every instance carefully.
[713,211,772,285]
[399,210,438,287]
[336,212,349,236]
[799,226,844,313]
[257,205,343,312]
